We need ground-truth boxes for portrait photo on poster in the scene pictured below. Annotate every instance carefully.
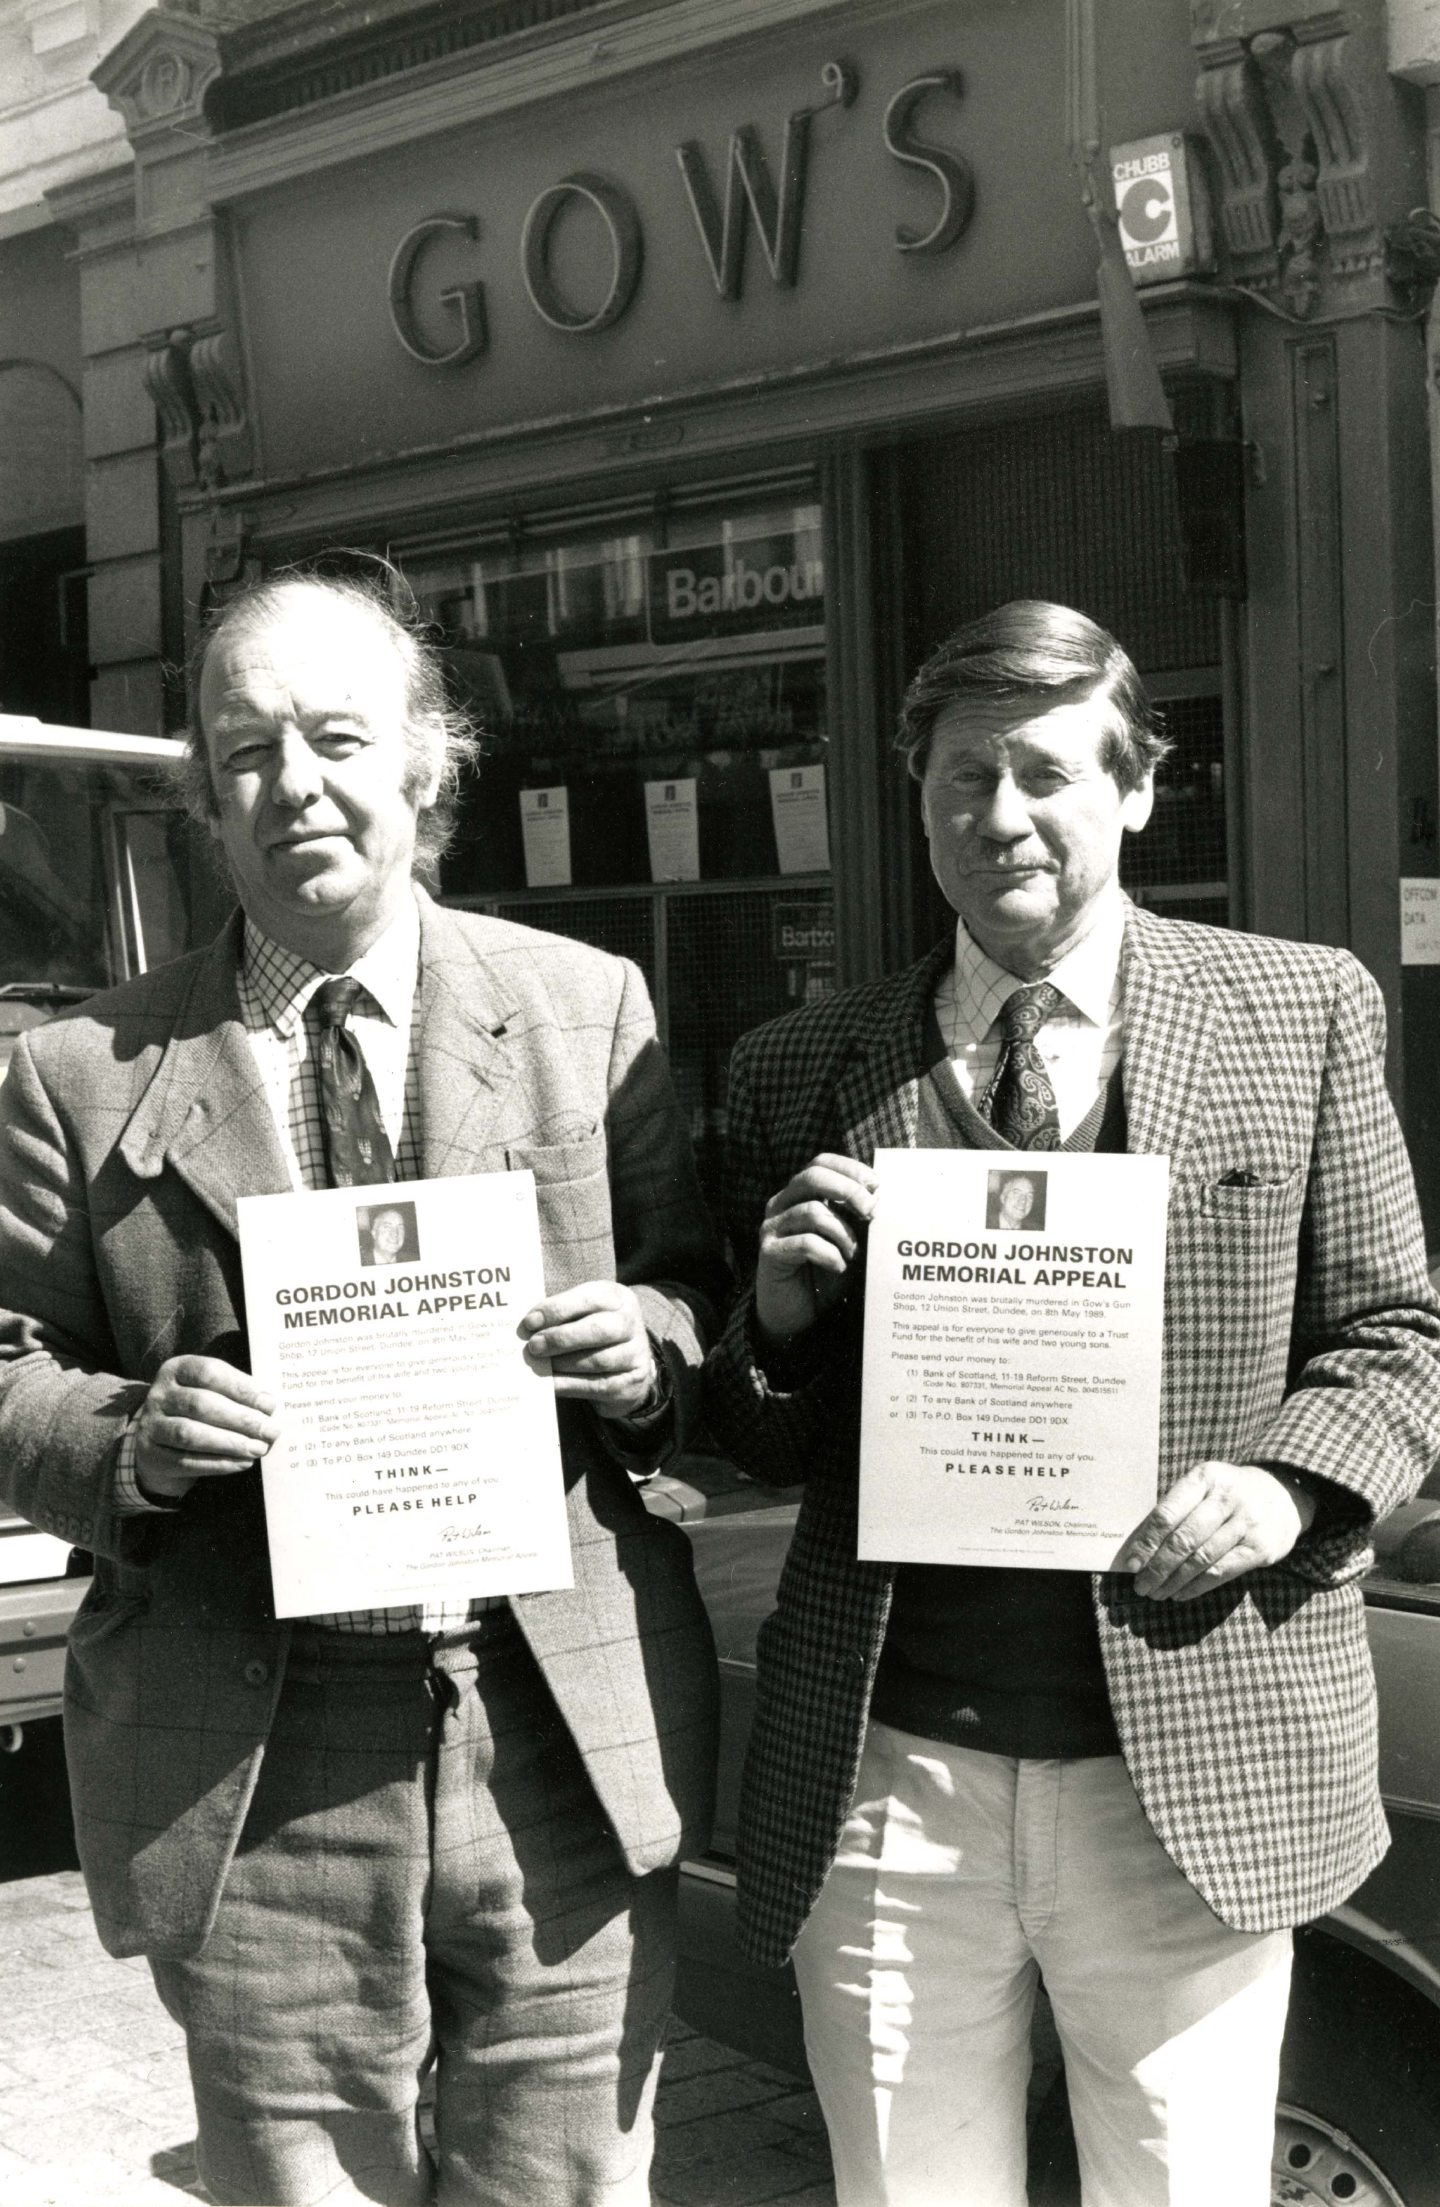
[356,1199,421,1267]
[986,1168,1048,1232]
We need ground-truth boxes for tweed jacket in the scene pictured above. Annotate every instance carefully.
[704,904,1440,1965]
[0,892,726,1959]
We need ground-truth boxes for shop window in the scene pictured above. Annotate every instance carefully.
[403,499,833,1204]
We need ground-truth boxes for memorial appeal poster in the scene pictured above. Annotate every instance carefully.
[238,1170,572,1618]
[859,1148,1170,1572]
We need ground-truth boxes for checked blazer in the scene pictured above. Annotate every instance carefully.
[704,903,1440,1966]
[0,891,726,1959]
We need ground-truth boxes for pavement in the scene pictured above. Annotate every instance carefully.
[0,1864,836,2207]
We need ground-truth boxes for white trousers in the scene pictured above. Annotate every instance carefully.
[791,1723,1292,2207]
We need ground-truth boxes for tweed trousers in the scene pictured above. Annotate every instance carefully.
[150,1618,677,2207]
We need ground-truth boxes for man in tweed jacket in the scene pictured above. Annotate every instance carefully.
[705,601,1440,2205]
[0,575,725,2207]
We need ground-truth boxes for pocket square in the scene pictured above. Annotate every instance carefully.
[1217,1169,1265,1187]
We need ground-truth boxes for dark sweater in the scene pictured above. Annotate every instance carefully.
[868,1014,1125,1759]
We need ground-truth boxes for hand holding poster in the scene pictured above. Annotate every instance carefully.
[238,1170,572,1618]
[859,1148,1169,1571]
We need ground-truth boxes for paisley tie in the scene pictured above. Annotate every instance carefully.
[312,977,397,1188]
[982,982,1064,1149]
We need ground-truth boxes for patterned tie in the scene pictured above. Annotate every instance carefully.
[982,982,1064,1149]
[312,977,397,1188]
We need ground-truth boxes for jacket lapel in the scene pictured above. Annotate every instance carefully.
[1119,903,1220,1159]
[117,914,291,1239]
[834,937,954,1158]
[835,907,1222,1165]
[413,894,522,1177]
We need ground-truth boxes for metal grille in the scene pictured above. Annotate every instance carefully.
[1133,892,1230,927]
[462,883,832,1209]
[900,396,1222,674]
[476,894,658,998]
[899,397,1232,923]
[1120,691,1227,900]
[667,888,834,1201]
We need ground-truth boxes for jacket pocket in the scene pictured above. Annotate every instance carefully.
[505,1122,607,1183]
[505,1125,614,1292]
[1198,1164,1305,1222]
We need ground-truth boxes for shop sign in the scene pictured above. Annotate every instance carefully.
[648,535,824,645]
[772,900,836,960]
[1109,134,1213,284]
[389,64,973,369]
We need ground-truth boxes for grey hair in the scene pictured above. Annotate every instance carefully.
[181,564,479,872]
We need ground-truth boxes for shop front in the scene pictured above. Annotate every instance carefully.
[73,0,1438,1223]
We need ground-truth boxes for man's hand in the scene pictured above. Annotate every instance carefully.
[518,1282,658,1420]
[134,1355,280,1502]
[1114,1461,1317,1601]
[755,1154,878,1344]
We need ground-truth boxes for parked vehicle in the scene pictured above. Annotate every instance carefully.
[0,717,219,1750]
[655,1447,1440,2204]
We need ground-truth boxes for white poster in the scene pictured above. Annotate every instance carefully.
[644,777,700,882]
[520,785,572,888]
[1401,879,1440,966]
[238,1171,572,1618]
[769,764,831,874]
[859,1148,1169,1572]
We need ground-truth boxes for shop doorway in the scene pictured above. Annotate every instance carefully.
[898,397,1236,953]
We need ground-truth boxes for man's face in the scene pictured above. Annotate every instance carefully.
[919,690,1153,975]
[371,1209,406,1261]
[998,1176,1035,1226]
[200,589,440,968]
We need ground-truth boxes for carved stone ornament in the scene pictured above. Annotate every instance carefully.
[143,331,200,489]
[1192,7,1379,316]
[1194,40,1280,286]
[92,12,222,148]
[142,324,253,494]
[204,505,255,595]
[138,50,192,120]
[189,328,253,491]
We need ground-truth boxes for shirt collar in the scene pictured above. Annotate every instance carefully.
[241,892,422,1038]
[950,886,1125,1040]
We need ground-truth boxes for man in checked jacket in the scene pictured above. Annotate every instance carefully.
[704,600,1440,2206]
[0,573,725,2207]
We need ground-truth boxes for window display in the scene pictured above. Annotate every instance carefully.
[403,497,834,1202]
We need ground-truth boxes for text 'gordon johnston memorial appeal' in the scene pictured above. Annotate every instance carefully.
[239,1171,571,1618]
[859,1149,1169,1571]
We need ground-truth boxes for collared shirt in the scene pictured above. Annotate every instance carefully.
[117,894,499,1634]
[932,890,1126,1140]
[240,897,423,1188]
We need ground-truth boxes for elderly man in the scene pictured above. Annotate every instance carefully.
[0,572,725,2207]
[705,600,1440,2204]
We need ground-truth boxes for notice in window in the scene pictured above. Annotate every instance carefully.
[238,1171,572,1618]
[769,764,831,874]
[859,1148,1169,1572]
[520,786,572,887]
[644,777,701,882]
[1401,879,1440,965]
